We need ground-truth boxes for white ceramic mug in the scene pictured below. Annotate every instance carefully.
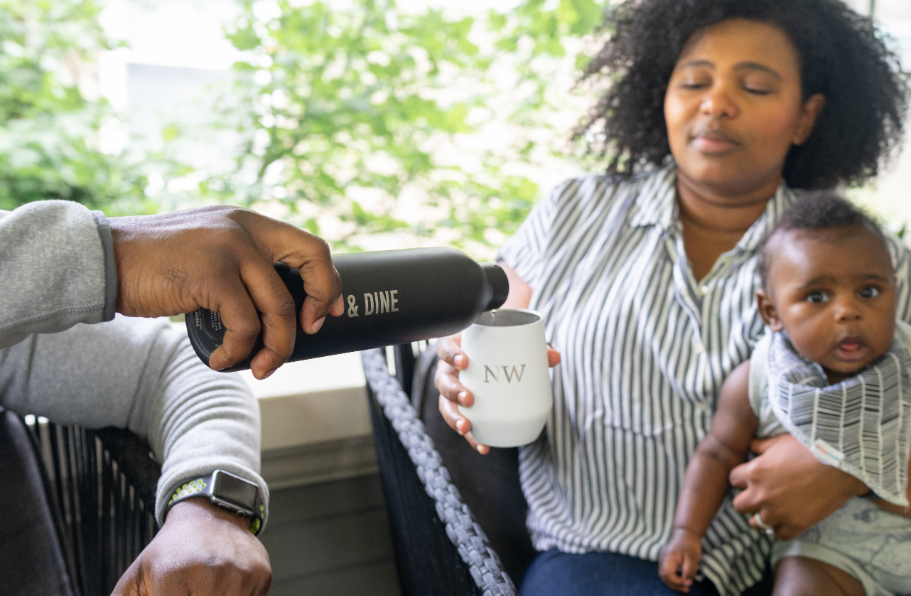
[458,308,552,447]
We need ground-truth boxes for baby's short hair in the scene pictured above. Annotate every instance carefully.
[757,195,887,290]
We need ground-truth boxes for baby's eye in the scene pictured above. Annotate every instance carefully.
[806,291,829,303]
[859,286,880,299]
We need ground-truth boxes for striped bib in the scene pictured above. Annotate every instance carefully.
[767,330,911,505]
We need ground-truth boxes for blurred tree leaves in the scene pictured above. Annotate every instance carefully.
[0,0,611,255]
[0,0,152,214]
[158,0,609,255]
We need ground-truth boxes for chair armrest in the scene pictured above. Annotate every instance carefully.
[362,347,517,596]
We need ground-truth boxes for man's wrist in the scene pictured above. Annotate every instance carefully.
[166,498,255,533]
[165,470,265,535]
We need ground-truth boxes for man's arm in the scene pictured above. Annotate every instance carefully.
[108,206,343,378]
[0,201,344,379]
[0,315,273,595]
[0,201,111,348]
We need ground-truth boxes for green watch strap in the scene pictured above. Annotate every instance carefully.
[167,471,265,535]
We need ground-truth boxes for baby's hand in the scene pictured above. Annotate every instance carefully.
[658,529,702,593]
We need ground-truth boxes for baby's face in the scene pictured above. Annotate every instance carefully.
[759,225,897,383]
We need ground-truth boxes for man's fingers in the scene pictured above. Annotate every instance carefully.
[331,294,344,317]
[237,256,300,379]
[206,283,262,373]
[250,216,341,334]
[298,259,343,334]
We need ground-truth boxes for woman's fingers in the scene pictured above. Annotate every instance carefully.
[438,395,489,454]
[436,335,465,366]
[547,345,561,367]
[434,333,490,453]
[434,351,473,407]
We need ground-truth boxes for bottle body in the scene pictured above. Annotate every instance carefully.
[186,247,509,372]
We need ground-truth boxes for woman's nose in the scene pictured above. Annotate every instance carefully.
[699,86,738,118]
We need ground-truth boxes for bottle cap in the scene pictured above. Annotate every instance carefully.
[481,262,510,311]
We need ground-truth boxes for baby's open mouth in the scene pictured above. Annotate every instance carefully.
[837,338,866,358]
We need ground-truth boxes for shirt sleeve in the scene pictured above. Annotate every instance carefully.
[0,315,269,531]
[497,178,572,290]
[0,201,117,349]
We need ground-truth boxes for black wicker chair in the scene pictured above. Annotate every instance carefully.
[362,344,532,596]
[1,408,160,596]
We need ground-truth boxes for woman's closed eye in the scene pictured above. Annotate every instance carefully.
[743,85,772,95]
[680,78,711,90]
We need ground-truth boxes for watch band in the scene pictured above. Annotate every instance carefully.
[166,470,265,535]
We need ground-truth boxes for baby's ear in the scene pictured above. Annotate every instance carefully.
[756,290,783,331]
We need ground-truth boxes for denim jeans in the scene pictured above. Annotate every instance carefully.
[520,549,773,596]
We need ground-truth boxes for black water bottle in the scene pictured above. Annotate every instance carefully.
[186,247,509,372]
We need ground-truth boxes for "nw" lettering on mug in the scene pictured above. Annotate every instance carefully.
[483,364,526,383]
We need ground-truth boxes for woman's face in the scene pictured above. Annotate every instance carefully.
[664,19,825,197]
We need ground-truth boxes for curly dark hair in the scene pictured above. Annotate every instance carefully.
[576,0,909,190]
[757,194,886,288]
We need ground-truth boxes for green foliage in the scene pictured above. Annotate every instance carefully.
[159,0,610,256]
[0,0,151,214]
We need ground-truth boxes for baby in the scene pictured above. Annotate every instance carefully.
[659,195,911,596]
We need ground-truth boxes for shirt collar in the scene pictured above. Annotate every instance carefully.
[628,162,801,254]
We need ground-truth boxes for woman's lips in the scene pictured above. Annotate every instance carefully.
[691,129,739,154]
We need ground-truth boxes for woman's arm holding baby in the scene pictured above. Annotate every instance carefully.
[660,362,758,593]
[868,456,911,518]
[729,436,868,539]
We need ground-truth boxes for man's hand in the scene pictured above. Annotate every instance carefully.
[109,206,344,379]
[729,434,868,539]
[112,499,271,596]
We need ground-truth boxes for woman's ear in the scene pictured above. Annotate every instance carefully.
[756,289,784,331]
[792,93,826,146]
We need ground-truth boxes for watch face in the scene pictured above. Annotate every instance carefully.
[212,470,258,510]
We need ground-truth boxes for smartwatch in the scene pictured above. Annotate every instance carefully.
[166,470,265,535]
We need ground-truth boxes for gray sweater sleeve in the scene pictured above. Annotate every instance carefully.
[0,202,269,530]
[0,201,116,347]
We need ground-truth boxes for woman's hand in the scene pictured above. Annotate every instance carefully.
[728,434,868,539]
[435,334,560,454]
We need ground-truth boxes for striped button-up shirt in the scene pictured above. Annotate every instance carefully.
[498,163,911,594]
